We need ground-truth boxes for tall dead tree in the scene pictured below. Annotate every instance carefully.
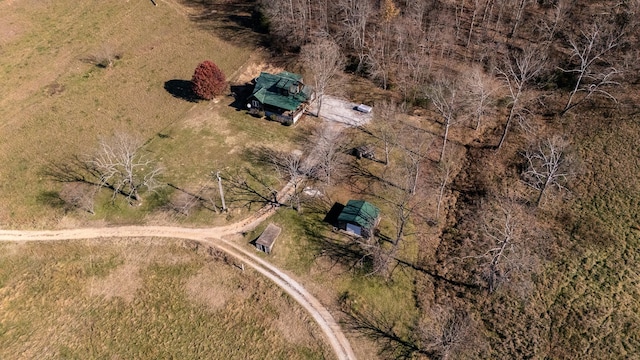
[561,21,621,114]
[337,0,374,72]
[466,67,497,131]
[522,136,571,207]
[427,74,467,162]
[475,201,522,293]
[301,37,345,117]
[495,45,547,149]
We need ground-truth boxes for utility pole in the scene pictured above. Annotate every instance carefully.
[216,171,227,212]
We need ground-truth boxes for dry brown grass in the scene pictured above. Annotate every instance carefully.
[0,239,332,359]
[185,266,233,311]
[0,0,264,227]
[235,57,285,84]
[87,263,142,303]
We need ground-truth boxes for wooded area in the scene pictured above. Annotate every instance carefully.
[255,0,640,358]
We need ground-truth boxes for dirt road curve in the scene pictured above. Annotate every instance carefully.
[0,187,357,360]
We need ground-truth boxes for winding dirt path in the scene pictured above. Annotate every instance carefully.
[0,180,356,360]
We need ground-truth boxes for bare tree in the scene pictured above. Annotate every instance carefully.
[82,44,122,68]
[561,21,621,114]
[427,74,467,162]
[467,200,526,293]
[85,133,163,204]
[466,0,481,49]
[268,149,307,212]
[301,37,345,117]
[366,126,432,279]
[364,100,400,166]
[495,45,547,149]
[435,158,452,220]
[522,135,571,207]
[466,67,498,131]
[395,124,433,195]
[395,26,432,102]
[223,168,280,210]
[365,0,401,90]
[167,180,221,215]
[259,0,312,49]
[337,0,374,72]
[509,0,532,38]
[305,124,346,186]
[482,204,517,293]
[363,185,415,280]
[366,238,397,279]
[417,306,477,360]
[537,0,570,41]
[169,190,201,216]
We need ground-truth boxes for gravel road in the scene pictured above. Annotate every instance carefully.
[0,179,356,360]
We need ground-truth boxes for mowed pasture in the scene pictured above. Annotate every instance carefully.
[0,0,302,227]
[0,239,331,359]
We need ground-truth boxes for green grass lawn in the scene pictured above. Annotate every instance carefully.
[241,207,421,360]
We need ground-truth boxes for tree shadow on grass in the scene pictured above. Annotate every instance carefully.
[340,305,432,360]
[164,79,199,102]
[177,0,268,48]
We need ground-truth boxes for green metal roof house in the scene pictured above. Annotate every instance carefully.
[247,71,314,124]
[337,200,381,238]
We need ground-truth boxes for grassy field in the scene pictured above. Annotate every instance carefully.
[0,239,331,359]
[0,0,304,228]
[546,114,640,358]
[0,2,342,357]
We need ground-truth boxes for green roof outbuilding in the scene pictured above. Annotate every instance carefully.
[337,200,380,237]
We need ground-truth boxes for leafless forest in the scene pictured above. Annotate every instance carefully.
[256,0,640,358]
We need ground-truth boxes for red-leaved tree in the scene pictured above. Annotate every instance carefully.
[191,60,227,100]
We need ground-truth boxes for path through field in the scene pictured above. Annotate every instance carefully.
[0,178,357,360]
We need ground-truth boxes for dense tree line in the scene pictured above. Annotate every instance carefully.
[258,0,638,112]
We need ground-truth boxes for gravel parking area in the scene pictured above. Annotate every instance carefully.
[309,95,374,127]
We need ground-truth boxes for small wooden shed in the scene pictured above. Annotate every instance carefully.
[255,223,282,254]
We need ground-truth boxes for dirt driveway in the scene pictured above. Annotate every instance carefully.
[0,180,357,360]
